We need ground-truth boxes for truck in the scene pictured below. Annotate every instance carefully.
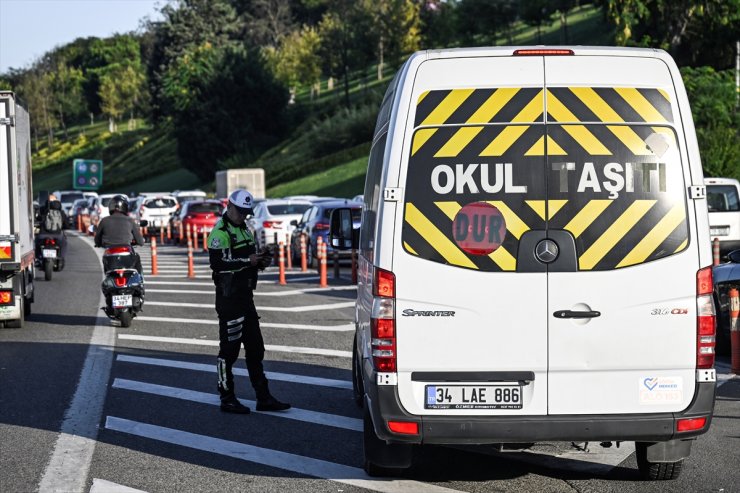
[216,168,265,200]
[0,92,35,328]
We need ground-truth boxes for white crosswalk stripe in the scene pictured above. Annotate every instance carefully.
[105,417,463,493]
[116,354,352,389]
[112,379,362,431]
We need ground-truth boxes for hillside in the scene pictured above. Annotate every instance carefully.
[32,4,615,197]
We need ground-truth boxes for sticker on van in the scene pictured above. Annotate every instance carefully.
[402,86,688,272]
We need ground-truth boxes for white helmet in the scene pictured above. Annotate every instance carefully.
[228,189,254,215]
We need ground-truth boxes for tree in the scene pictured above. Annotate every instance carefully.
[681,67,740,178]
[318,2,373,107]
[242,0,295,48]
[361,0,421,80]
[264,25,322,100]
[50,62,85,139]
[520,0,555,44]
[417,0,458,49]
[455,0,517,47]
[174,45,289,181]
[604,0,740,69]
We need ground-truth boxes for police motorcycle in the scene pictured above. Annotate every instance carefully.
[99,221,147,328]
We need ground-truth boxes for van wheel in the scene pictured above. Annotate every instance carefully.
[352,335,364,408]
[636,442,684,480]
[363,406,412,477]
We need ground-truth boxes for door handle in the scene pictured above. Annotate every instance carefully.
[553,310,601,319]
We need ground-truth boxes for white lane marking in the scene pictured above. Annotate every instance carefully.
[133,315,353,331]
[146,300,355,312]
[147,275,322,282]
[39,239,115,493]
[105,417,462,493]
[715,361,736,387]
[118,334,352,358]
[116,354,352,389]
[91,478,148,493]
[113,379,362,431]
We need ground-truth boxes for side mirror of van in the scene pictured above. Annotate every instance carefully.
[329,208,359,250]
[727,250,740,263]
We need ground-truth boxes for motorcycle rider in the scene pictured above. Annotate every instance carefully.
[36,195,68,267]
[208,189,290,414]
[94,194,145,273]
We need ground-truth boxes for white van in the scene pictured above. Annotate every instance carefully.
[704,177,740,256]
[330,47,716,480]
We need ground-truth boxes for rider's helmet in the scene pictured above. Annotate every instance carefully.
[108,194,129,215]
[228,189,254,216]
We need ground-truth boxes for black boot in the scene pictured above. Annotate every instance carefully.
[254,381,291,412]
[220,394,251,414]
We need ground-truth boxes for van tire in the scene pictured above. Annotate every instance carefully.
[352,335,364,408]
[636,443,684,480]
[363,406,412,477]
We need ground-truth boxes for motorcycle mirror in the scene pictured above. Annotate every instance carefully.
[139,220,149,227]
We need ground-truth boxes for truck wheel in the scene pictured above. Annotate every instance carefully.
[24,294,31,316]
[44,260,53,281]
[352,335,364,408]
[636,442,684,480]
[363,406,412,477]
[119,310,133,328]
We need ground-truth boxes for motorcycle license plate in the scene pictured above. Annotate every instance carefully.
[424,384,522,410]
[42,249,57,258]
[112,295,132,308]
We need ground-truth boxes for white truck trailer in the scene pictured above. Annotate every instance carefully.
[216,168,265,199]
[0,92,35,327]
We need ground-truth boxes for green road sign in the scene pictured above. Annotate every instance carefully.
[73,159,103,190]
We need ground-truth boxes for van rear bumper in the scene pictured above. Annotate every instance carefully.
[368,381,715,445]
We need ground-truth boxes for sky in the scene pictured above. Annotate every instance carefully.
[0,0,164,73]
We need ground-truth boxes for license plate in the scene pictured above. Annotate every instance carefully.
[42,249,57,258]
[112,295,132,308]
[710,227,729,236]
[425,384,522,410]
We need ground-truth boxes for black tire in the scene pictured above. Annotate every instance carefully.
[119,310,133,328]
[44,260,53,281]
[6,297,24,329]
[24,294,31,317]
[363,406,412,477]
[636,442,684,480]
[352,335,364,408]
[306,241,314,268]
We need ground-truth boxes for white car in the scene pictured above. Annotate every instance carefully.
[89,193,128,227]
[248,199,312,247]
[705,177,740,256]
[134,195,178,232]
[173,190,207,205]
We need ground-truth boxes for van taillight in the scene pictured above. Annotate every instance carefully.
[514,48,574,56]
[371,267,396,372]
[696,266,716,369]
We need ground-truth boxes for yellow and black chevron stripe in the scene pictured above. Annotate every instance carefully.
[402,85,687,272]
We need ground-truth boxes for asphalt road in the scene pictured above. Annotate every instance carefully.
[1,232,738,493]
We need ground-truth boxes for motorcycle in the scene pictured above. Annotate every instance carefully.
[36,236,63,281]
[101,245,145,327]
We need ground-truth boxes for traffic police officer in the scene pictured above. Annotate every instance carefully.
[208,189,291,414]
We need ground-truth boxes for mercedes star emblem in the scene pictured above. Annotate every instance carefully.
[535,239,559,263]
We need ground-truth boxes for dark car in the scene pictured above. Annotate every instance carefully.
[290,199,362,266]
[712,249,740,355]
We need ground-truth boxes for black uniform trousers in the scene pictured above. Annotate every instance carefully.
[215,287,269,400]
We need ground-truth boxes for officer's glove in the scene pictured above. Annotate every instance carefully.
[256,251,273,270]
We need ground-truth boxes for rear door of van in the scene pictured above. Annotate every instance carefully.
[394,56,550,416]
[544,55,698,414]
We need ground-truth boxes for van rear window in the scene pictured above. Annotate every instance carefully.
[402,86,687,272]
[707,185,740,212]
